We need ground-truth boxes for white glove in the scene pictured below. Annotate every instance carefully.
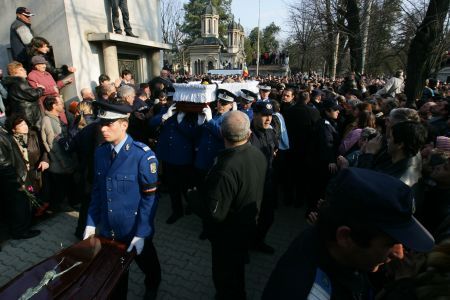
[83,226,96,240]
[177,111,186,124]
[203,106,212,122]
[127,236,145,255]
[197,113,206,125]
[232,102,238,111]
[162,104,177,121]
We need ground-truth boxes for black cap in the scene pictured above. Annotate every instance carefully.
[240,89,258,103]
[311,89,323,99]
[16,7,34,16]
[217,89,237,102]
[327,168,434,252]
[322,98,340,111]
[253,101,274,115]
[94,100,133,120]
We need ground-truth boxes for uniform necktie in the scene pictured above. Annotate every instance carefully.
[111,149,117,162]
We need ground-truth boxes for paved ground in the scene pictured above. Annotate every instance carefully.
[0,194,306,299]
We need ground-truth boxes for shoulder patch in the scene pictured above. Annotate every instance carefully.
[150,162,157,173]
[307,268,332,300]
[133,141,151,152]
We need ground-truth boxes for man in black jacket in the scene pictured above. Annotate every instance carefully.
[283,91,320,207]
[250,101,278,254]
[3,61,43,129]
[201,111,267,300]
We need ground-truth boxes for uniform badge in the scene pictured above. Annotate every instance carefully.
[150,162,157,173]
[125,144,130,151]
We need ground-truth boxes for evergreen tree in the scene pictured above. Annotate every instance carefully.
[181,0,232,44]
[247,23,281,54]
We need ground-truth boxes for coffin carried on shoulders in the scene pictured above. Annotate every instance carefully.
[0,237,134,300]
[173,81,260,113]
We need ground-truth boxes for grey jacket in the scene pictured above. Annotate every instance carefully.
[41,111,77,174]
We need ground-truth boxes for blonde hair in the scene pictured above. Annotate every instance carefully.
[77,101,93,129]
[7,61,23,75]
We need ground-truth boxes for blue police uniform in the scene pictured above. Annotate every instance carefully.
[152,112,197,166]
[239,107,254,121]
[194,113,225,171]
[88,100,161,299]
[87,134,158,242]
[151,111,198,223]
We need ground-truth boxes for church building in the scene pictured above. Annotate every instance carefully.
[188,1,246,75]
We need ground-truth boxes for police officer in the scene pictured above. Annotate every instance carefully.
[238,89,257,121]
[263,168,435,300]
[84,99,161,300]
[150,102,198,224]
[250,101,278,254]
[258,84,272,102]
[195,88,237,175]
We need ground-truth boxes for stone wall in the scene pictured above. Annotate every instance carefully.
[0,0,164,102]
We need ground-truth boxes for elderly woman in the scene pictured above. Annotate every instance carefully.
[1,114,49,240]
[7,114,50,214]
[27,55,71,124]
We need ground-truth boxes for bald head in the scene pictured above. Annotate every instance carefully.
[80,87,95,101]
[221,111,250,145]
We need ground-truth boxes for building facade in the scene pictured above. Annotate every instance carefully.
[0,0,170,102]
[188,2,245,75]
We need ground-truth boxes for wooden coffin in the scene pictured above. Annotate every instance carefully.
[0,237,134,300]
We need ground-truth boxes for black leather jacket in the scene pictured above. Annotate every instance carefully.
[3,76,44,128]
[0,127,27,187]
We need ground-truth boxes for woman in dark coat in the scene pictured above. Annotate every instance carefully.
[6,114,50,216]
[24,36,76,80]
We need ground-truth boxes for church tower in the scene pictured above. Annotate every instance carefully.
[201,1,219,38]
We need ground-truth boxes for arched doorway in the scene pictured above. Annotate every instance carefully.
[208,61,214,70]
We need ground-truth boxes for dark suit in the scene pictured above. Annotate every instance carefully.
[111,0,132,34]
[283,102,320,207]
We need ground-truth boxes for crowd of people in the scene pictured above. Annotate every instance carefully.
[1,6,450,300]
[250,50,290,66]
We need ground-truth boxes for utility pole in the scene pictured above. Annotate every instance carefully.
[256,0,261,76]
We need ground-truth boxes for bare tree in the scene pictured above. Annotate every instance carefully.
[360,0,373,74]
[404,0,450,106]
[287,0,345,77]
[160,0,186,45]
[288,1,321,72]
